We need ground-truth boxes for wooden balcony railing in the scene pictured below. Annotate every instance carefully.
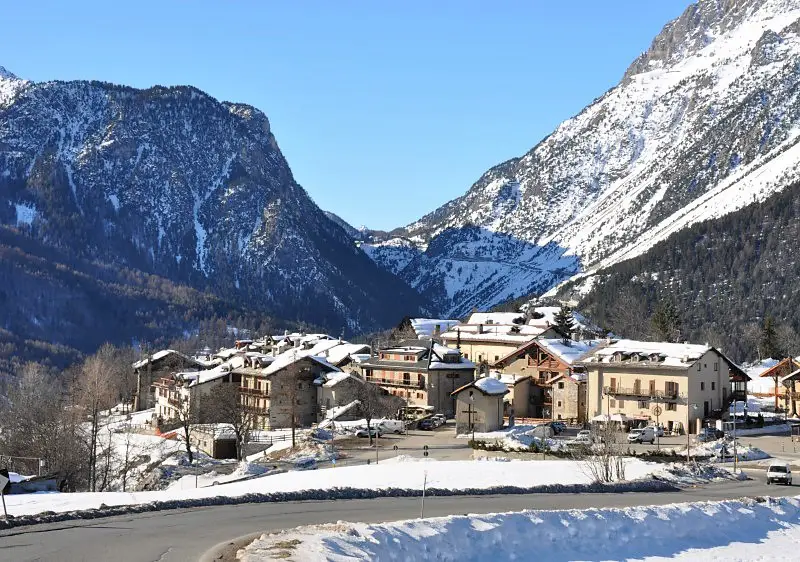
[366,376,425,390]
[603,386,685,401]
[240,387,269,397]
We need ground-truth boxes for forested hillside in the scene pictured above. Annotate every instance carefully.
[557,181,800,361]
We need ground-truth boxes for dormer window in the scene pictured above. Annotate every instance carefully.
[631,353,640,362]
[649,353,660,362]
[613,352,623,362]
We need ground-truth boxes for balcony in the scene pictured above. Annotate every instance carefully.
[603,386,685,401]
[366,376,425,390]
[243,403,269,414]
[240,387,269,397]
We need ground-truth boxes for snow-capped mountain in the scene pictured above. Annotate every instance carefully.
[364,0,800,316]
[0,70,424,335]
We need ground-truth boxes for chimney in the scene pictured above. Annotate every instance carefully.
[478,324,484,334]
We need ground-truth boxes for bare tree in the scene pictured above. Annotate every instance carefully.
[77,344,125,491]
[0,362,88,490]
[571,423,627,483]
[345,381,401,445]
[208,383,257,460]
[174,392,198,464]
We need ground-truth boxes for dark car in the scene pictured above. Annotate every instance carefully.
[551,421,567,434]
[418,419,436,430]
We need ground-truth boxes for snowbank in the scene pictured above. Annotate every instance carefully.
[1,458,675,521]
[239,497,800,561]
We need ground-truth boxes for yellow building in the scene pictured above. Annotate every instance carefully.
[580,340,747,434]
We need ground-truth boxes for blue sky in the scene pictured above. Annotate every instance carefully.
[2,1,689,231]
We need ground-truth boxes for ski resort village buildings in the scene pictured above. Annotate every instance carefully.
[451,377,509,434]
[580,341,749,434]
[359,341,475,418]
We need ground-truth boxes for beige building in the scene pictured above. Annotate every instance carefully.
[549,373,587,424]
[152,365,242,425]
[440,312,560,372]
[240,353,340,430]
[451,377,509,434]
[360,340,475,417]
[580,340,746,434]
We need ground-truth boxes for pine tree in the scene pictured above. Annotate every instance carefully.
[553,303,576,342]
[759,316,782,360]
[651,298,682,343]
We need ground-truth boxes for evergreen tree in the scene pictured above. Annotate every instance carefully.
[553,303,576,342]
[759,316,782,360]
[651,298,682,343]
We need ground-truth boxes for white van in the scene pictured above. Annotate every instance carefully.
[766,462,792,485]
[627,426,655,444]
[377,420,405,434]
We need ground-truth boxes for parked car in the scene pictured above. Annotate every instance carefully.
[294,457,318,471]
[648,425,664,437]
[766,462,792,485]
[551,421,567,433]
[432,414,447,426]
[355,427,383,438]
[697,427,718,442]
[627,427,655,444]
[378,420,405,434]
[573,430,594,445]
[418,419,436,430]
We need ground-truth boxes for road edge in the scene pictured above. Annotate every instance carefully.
[200,531,263,562]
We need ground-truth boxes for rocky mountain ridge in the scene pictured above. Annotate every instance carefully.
[361,0,800,316]
[0,69,425,353]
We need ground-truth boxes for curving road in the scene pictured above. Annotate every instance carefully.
[0,478,796,562]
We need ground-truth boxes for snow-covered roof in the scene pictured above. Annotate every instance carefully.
[428,360,476,371]
[453,376,509,397]
[177,364,233,386]
[536,339,604,365]
[409,318,460,338]
[467,312,526,325]
[383,346,428,354]
[432,343,460,356]
[316,371,361,387]
[581,340,711,368]
[262,349,341,376]
[440,323,550,344]
[132,349,211,370]
[324,343,371,365]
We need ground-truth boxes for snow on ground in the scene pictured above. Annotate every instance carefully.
[464,425,568,452]
[2,457,680,517]
[167,462,272,491]
[239,497,800,562]
[670,439,771,462]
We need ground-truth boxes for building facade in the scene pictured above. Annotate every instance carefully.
[581,340,745,434]
[360,341,475,418]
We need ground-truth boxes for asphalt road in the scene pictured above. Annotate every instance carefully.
[0,477,796,562]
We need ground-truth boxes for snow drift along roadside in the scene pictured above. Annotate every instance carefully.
[239,497,800,562]
[0,458,682,529]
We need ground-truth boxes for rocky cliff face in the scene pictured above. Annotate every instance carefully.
[0,69,425,339]
[363,0,800,316]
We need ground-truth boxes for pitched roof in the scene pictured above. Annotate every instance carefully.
[451,376,510,397]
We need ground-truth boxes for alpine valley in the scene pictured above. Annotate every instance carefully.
[5,0,800,370]
[360,0,800,329]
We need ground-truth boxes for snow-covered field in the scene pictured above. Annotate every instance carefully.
[239,497,800,561]
[3,457,690,518]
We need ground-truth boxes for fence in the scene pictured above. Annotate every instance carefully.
[0,454,45,477]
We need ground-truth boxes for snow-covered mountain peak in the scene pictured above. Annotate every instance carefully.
[0,65,28,107]
[363,0,800,317]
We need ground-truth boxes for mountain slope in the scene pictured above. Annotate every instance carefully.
[554,178,800,362]
[364,0,800,316]
[0,68,425,346]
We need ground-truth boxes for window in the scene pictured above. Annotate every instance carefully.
[666,403,677,411]
[610,399,616,408]
[714,362,719,371]
[712,382,716,390]
[697,363,701,371]
[638,400,648,409]
[557,401,562,407]
[464,353,469,360]
[649,380,656,395]
[494,355,499,362]
[618,399,625,407]
[558,382,565,389]
[403,372,411,386]
[701,382,705,391]
[610,377,617,391]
